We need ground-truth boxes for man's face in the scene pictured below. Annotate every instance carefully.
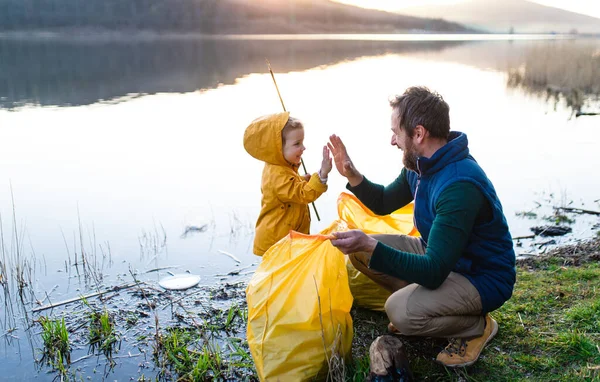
[391,112,418,171]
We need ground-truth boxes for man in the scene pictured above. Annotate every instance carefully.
[328,86,516,368]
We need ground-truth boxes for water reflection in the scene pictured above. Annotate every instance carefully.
[506,40,600,117]
[0,38,468,108]
[1,36,600,380]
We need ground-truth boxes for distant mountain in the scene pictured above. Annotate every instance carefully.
[0,0,475,34]
[396,0,600,34]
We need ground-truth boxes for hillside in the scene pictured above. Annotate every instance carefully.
[0,0,475,34]
[397,0,600,34]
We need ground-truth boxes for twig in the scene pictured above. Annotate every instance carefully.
[112,352,142,359]
[513,235,535,240]
[0,328,17,339]
[555,206,600,216]
[313,275,331,372]
[518,312,525,329]
[70,354,93,365]
[145,265,180,274]
[161,288,205,308]
[218,250,241,263]
[128,268,161,355]
[32,282,139,313]
[215,264,254,277]
[539,332,600,336]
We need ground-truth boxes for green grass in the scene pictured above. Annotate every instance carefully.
[386,261,600,381]
[89,308,120,359]
[156,328,227,381]
[38,316,71,373]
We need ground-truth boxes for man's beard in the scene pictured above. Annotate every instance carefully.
[402,140,419,172]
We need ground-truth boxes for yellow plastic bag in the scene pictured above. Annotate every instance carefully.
[337,192,419,311]
[246,223,353,382]
[337,192,419,236]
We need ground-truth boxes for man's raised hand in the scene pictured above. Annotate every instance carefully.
[327,134,363,186]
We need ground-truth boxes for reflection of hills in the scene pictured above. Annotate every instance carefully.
[0,38,466,108]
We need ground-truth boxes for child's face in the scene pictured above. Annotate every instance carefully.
[282,127,305,165]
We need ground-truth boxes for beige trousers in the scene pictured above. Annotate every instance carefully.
[349,234,485,339]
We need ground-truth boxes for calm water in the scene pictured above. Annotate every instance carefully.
[0,34,599,379]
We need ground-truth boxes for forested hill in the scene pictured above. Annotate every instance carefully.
[0,0,475,34]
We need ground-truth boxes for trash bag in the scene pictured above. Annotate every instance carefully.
[337,192,419,236]
[344,258,390,312]
[246,221,353,382]
[337,192,419,312]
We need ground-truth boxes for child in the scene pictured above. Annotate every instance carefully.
[243,111,332,256]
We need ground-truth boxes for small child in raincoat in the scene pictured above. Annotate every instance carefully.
[243,112,332,256]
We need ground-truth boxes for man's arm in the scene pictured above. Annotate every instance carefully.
[348,168,413,215]
[368,182,487,289]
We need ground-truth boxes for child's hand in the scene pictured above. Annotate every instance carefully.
[320,145,333,179]
[303,174,311,182]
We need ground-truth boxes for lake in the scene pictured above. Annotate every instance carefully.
[0,34,599,380]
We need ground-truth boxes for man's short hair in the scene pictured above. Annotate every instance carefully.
[390,87,450,140]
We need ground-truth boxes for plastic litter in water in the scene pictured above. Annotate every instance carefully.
[158,273,201,290]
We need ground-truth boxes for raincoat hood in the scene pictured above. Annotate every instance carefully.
[243,112,291,167]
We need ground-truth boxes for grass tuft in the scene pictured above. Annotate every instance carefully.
[39,316,71,372]
[89,308,120,360]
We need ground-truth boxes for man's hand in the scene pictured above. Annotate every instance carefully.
[330,230,378,255]
[327,134,363,186]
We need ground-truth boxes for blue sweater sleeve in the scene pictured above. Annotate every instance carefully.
[368,181,486,289]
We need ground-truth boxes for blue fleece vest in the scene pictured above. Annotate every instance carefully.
[406,132,516,314]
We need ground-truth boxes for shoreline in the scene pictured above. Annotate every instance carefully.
[0,29,592,43]
[10,235,600,380]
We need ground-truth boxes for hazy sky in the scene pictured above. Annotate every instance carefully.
[334,0,600,19]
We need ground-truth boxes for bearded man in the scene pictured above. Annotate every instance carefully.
[328,86,516,367]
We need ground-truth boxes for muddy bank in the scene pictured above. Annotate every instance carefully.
[26,236,600,380]
[517,236,600,268]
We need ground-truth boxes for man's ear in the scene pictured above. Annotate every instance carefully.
[414,125,427,143]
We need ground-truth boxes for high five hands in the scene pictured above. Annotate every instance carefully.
[325,135,375,254]
[327,134,363,187]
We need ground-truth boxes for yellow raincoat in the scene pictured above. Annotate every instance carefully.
[243,112,327,256]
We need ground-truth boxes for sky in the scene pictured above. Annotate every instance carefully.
[333,0,600,19]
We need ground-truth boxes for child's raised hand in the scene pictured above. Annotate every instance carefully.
[303,174,311,182]
[320,145,332,179]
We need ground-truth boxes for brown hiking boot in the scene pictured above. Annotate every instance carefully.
[436,314,498,368]
[387,322,402,335]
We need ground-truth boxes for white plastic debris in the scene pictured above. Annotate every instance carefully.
[158,273,201,290]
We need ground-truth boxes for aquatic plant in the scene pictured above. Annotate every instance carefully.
[89,308,120,359]
[39,316,71,371]
[507,41,600,117]
[224,304,240,330]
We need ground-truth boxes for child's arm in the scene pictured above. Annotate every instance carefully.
[272,169,327,204]
[272,146,332,204]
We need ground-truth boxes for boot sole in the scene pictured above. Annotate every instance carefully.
[440,319,499,368]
